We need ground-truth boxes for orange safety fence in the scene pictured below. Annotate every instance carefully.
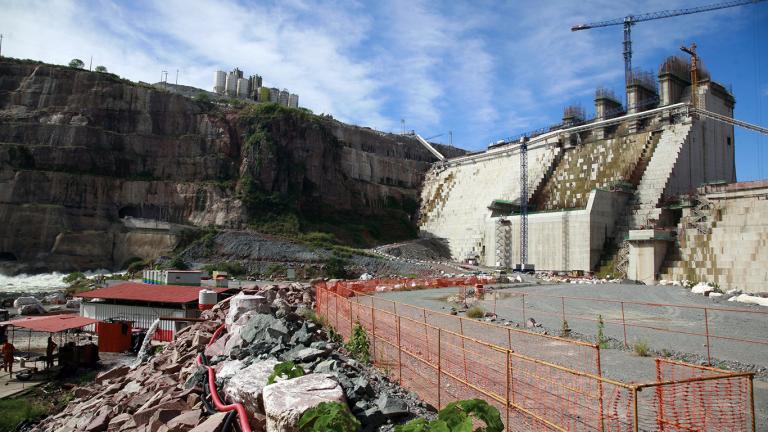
[315,280,755,432]
[324,279,602,375]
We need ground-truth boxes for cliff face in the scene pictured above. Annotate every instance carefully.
[0,59,460,273]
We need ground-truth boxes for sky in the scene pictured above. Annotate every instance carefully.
[1,0,766,180]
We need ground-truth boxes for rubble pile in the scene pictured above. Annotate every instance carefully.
[31,282,432,432]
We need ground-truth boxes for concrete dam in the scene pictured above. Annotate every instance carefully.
[416,56,768,292]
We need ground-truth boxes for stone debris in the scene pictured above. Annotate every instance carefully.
[263,373,345,432]
[30,281,434,432]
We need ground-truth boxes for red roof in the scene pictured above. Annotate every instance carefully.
[77,282,228,304]
[0,315,101,333]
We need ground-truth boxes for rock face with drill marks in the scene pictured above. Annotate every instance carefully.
[0,58,465,274]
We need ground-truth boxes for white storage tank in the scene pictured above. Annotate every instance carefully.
[225,73,237,96]
[198,289,218,310]
[213,70,226,94]
[236,78,250,98]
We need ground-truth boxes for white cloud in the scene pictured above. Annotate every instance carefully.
[0,0,752,151]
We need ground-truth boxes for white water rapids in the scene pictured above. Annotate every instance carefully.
[0,270,114,294]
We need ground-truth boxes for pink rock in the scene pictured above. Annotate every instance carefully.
[166,410,200,432]
[189,412,227,432]
[222,359,279,415]
[262,374,345,432]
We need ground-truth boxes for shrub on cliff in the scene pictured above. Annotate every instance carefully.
[68,58,85,69]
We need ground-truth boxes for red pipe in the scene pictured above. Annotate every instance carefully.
[196,354,252,432]
[208,324,226,347]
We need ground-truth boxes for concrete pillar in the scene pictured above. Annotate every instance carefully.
[627,230,671,284]
[594,94,623,139]
[658,73,689,106]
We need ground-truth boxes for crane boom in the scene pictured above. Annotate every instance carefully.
[571,0,763,30]
[571,0,765,86]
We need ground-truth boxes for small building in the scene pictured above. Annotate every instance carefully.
[143,269,203,286]
[78,282,229,341]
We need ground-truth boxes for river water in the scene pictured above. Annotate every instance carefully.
[0,270,112,294]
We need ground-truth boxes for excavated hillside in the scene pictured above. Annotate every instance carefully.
[0,58,463,274]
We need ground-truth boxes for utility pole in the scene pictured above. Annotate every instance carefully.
[175,69,179,85]
[449,131,453,146]
[0,34,3,58]
[89,56,92,71]
[401,119,405,135]
[161,70,168,89]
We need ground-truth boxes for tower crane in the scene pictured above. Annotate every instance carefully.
[571,0,766,86]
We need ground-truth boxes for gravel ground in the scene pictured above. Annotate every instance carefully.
[373,283,768,430]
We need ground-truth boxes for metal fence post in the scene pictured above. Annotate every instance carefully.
[561,296,566,323]
[632,387,639,432]
[437,328,442,410]
[621,302,628,348]
[459,318,469,381]
[371,305,377,365]
[750,375,756,432]
[505,349,510,430]
[703,307,711,365]
[397,315,402,385]
[522,293,526,324]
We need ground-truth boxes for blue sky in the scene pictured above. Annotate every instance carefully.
[1,0,766,180]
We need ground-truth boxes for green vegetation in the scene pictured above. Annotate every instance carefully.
[237,103,419,249]
[324,255,349,279]
[267,361,306,385]
[202,261,246,277]
[560,320,572,337]
[345,323,371,364]
[634,340,650,357]
[264,263,287,278]
[0,397,49,431]
[193,92,215,111]
[94,65,107,73]
[68,58,84,69]
[126,258,151,274]
[298,401,361,432]
[465,306,485,319]
[63,272,85,284]
[596,315,608,348]
[165,256,188,270]
[396,399,503,432]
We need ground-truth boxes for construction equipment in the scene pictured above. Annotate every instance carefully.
[571,0,766,86]
[412,133,446,161]
[516,136,534,272]
[680,43,700,108]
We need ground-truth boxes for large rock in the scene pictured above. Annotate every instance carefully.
[226,292,271,328]
[215,359,246,384]
[263,373,345,432]
[222,359,279,415]
[19,303,46,315]
[240,313,289,345]
[13,296,42,309]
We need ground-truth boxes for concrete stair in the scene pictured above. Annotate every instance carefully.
[629,122,692,228]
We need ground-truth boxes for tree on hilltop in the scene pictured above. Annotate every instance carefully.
[68,58,85,69]
[94,65,107,73]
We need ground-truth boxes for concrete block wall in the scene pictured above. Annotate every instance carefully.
[537,130,653,211]
[661,189,768,293]
[486,189,627,270]
[629,122,692,228]
[419,140,560,261]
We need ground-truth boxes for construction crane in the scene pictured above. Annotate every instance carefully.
[571,0,766,86]
[517,136,532,272]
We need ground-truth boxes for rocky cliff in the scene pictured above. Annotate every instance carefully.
[0,58,463,273]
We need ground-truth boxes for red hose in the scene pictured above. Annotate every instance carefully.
[208,324,226,347]
[196,353,252,432]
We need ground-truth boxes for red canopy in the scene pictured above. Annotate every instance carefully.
[0,315,101,333]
